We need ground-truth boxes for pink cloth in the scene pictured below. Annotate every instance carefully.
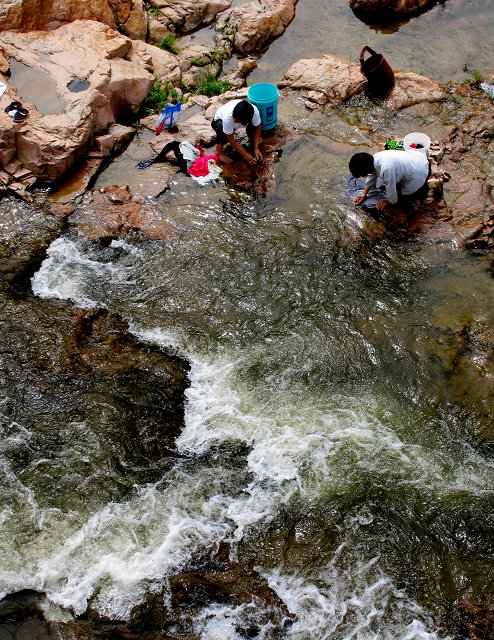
[188,154,219,177]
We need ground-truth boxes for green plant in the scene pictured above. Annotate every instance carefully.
[472,70,483,86]
[168,88,180,103]
[143,77,175,112]
[196,72,231,97]
[156,35,179,54]
[190,58,209,68]
[209,49,226,64]
[145,2,163,18]
[132,121,143,133]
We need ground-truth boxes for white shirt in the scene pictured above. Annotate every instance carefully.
[213,99,261,136]
[365,150,429,204]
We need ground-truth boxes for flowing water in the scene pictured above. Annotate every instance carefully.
[2,2,494,638]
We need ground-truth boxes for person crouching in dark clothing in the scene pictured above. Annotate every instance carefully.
[211,99,262,166]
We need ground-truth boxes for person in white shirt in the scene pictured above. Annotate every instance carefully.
[211,99,262,166]
[349,150,430,210]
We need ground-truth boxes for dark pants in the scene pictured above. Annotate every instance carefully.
[398,162,431,203]
[211,119,256,146]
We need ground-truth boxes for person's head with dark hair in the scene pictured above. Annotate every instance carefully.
[232,100,254,126]
[349,152,375,178]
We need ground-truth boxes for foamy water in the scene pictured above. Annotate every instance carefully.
[14,230,494,637]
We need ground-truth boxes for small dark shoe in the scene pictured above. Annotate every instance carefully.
[4,101,22,113]
[13,107,28,122]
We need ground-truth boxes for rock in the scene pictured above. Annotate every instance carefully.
[0,52,9,75]
[148,0,231,34]
[0,0,117,31]
[224,56,257,87]
[350,0,437,21]
[149,111,217,149]
[456,599,494,640]
[127,40,181,84]
[49,157,105,204]
[90,124,136,158]
[108,0,147,40]
[279,54,366,103]
[0,196,64,295]
[280,55,446,109]
[217,0,298,54]
[0,105,17,167]
[74,185,176,240]
[0,21,154,182]
[386,71,446,110]
[147,17,172,44]
[100,57,155,119]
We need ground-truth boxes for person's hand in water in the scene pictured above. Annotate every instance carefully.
[242,151,258,166]
[354,194,366,205]
[376,198,390,210]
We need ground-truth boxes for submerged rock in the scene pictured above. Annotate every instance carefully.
[350,0,438,21]
[74,185,176,240]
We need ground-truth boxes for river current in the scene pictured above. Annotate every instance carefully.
[2,1,494,638]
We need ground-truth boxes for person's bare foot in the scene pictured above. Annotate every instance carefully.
[219,153,233,164]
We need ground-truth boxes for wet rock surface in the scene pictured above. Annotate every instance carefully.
[0,193,190,496]
[350,0,438,21]
[280,54,446,109]
[73,184,176,240]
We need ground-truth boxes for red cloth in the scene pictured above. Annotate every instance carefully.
[188,154,219,177]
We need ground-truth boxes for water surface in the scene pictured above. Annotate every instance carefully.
[250,0,494,84]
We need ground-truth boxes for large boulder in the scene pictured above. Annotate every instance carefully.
[279,54,366,103]
[216,0,298,54]
[0,0,116,31]
[280,54,446,110]
[350,0,437,21]
[0,21,154,181]
[108,0,147,40]
[147,0,231,34]
[127,40,182,85]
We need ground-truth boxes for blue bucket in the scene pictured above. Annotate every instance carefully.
[247,83,279,130]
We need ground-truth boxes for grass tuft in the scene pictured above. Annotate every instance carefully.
[196,72,232,97]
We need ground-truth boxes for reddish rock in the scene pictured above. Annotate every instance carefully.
[108,0,147,40]
[0,0,116,32]
[75,185,176,240]
[0,21,153,182]
[350,0,438,21]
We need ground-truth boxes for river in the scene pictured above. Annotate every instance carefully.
[2,1,494,638]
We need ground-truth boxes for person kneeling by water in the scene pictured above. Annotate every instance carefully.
[349,150,430,211]
[211,99,262,166]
